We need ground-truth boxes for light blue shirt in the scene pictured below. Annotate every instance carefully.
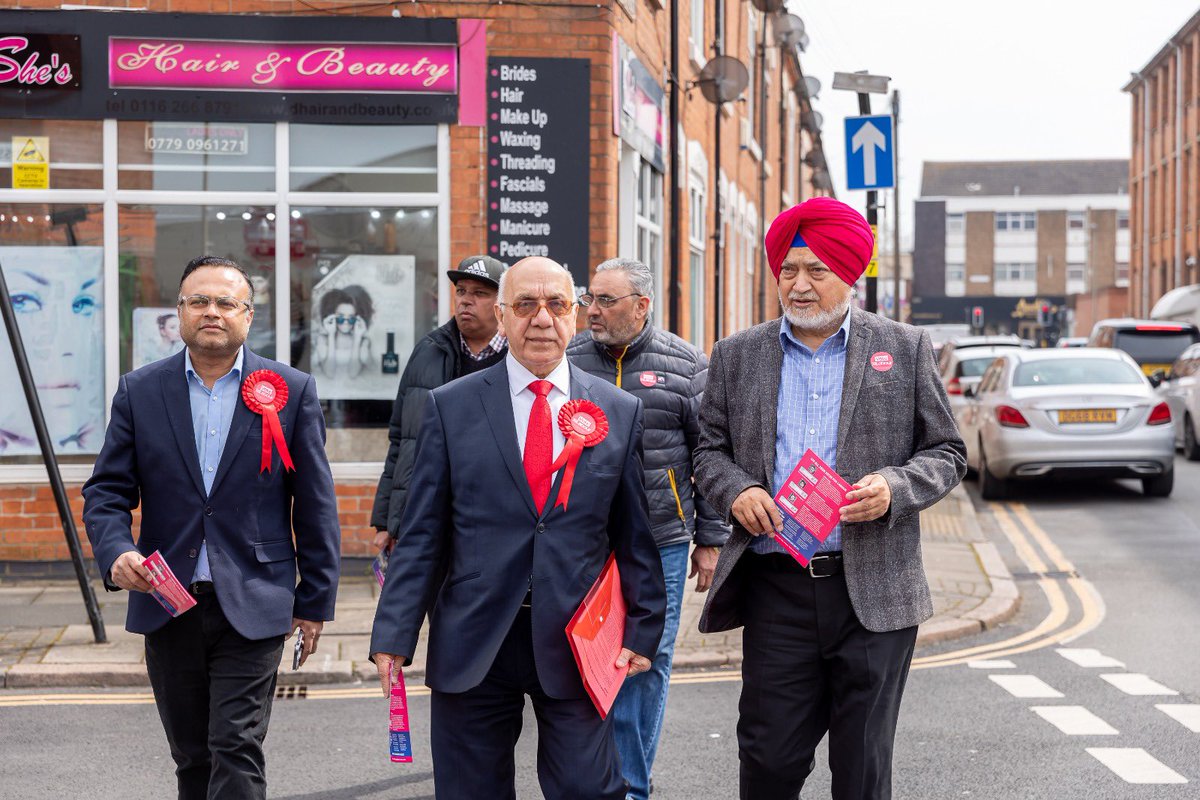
[184,348,244,583]
[751,311,850,556]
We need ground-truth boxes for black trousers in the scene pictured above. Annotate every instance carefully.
[144,593,286,800]
[737,553,918,800]
[429,606,626,800]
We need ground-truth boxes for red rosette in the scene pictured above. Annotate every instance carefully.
[241,370,295,473]
[547,400,609,511]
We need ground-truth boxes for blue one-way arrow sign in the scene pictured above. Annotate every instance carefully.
[844,114,894,190]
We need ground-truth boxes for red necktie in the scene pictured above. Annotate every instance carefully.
[523,379,554,514]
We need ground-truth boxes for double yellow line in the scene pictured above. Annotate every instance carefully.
[911,501,1103,670]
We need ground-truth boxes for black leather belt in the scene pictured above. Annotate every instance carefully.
[752,551,843,578]
[189,581,215,596]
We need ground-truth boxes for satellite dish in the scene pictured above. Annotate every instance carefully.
[801,109,823,133]
[812,168,832,190]
[773,14,806,49]
[750,0,785,11]
[803,75,821,100]
[803,150,827,171]
[694,56,750,105]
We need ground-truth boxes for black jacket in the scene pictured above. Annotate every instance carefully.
[567,323,729,549]
[371,319,506,534]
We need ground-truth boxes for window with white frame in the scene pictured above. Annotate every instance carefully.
[746,10,758,146]
[1117,211,1130,230]
[1066,263,1087,282]
[994,262,1037,282]
[1117,261,1130,284]
[688,176,707,347]
[784,90,798,203]
[635,159,664,320]
[1067,211,1086,229]
[946,213,964,233]
[946,263,966,282]
[689,0,706,63]
[995,211,1036,231]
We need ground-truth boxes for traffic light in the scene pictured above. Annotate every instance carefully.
[1037,304,1051,326]
[971,306,984,331]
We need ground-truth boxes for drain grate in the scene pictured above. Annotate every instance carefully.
[275,685,308,700]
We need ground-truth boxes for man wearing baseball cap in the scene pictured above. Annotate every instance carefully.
[370,255,509,551]
[694,197,965,799]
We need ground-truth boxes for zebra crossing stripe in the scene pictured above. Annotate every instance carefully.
[1100,674,1178,696]
[1156,704,1200,733]
[1030,706,1118,736]
[1085,748,1187,784]
[988,674,1063,698]
[1055,648,1125,668]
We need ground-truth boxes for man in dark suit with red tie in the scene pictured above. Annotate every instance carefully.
[370,256,666,800]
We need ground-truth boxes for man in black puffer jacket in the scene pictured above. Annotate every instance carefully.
[370,256,508,549]
[567,257,730,800]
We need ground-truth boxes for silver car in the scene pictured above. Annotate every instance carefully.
[1157,342,1200,460]
[941,344,1025,419]
[958,348,1175,499]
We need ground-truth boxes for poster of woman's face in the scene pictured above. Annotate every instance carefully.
[0,247,105,455]
[310,255,414,400]
[132,307,186,369]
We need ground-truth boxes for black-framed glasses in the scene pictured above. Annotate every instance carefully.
[178,294,252,315]
[499,298,576,318]
[579,292,642,309]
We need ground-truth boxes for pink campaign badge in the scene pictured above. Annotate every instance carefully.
[870,352,894,372]
[639,371,658,387]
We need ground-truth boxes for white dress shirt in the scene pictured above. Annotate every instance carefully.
[506,353,570,469]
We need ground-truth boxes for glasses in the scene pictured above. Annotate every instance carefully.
[178,294,252,315]
[579,292,642,309]
[335,315,359,325]
[499,298,576,318]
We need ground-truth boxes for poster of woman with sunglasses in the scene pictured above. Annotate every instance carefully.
[310,254,414,400]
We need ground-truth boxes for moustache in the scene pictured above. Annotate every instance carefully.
[788,295,820,303]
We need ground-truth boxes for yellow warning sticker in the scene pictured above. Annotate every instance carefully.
[866,259,879,278]
[12,136,49,190]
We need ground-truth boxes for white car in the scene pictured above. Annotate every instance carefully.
[1157,342,1200,460]
[959,348,1176,499]
[941,344,1024,419]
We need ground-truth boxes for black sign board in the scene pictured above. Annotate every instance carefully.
[487,57,590,286]
[0,34,81,91]
[0,11,457,124]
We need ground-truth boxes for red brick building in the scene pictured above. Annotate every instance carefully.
[0,0,829,573]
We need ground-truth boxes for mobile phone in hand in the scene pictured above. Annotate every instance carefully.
[292,628,303,670]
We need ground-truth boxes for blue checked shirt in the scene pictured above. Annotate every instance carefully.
[184,348,244,583]
[751,311,850,555]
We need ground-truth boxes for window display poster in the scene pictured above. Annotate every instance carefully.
[132,306,185,368]
[0,246,105,455]
[310,254,414,400]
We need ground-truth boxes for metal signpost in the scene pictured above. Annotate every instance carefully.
[0,261,106,644]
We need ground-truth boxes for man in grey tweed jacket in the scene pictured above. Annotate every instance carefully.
[694,198,966,800]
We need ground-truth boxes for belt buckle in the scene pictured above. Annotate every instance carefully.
[807,555,833,579]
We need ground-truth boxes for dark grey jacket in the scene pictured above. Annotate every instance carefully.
[567,323,730,549]
[695,308,967,634]
[370,319,505,535]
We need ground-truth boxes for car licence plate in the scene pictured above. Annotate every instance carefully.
[1058,408,1117,424]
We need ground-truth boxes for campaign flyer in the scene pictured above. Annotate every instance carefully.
[372,546,389,588]
[388,665,413,763]
[142,550,197,617]
[772,450,854,567]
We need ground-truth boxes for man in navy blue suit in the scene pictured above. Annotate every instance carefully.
[370,256,666,800]
[82,255,340,800]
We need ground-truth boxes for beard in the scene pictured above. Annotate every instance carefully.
[589,316,642,346]
[781,293,851,333]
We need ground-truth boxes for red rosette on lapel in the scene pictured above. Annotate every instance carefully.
[241,370,296,473]
[547,399,609,511]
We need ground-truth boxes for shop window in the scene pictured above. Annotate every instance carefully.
[0,120,102,190]
[290,124,437,193]
[118,205,278,375]
[118,121,276,192]
[288,206,439,431]
[0,203,106,459]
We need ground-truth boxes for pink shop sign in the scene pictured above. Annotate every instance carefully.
[109,37,458,94]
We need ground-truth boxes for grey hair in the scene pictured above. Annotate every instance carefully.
[594,257,655,301]
[497,260,576,303]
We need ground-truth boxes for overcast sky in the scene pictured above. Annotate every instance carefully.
[787,0,1199,249]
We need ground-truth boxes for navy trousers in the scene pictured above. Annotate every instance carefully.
[429,606,626,800]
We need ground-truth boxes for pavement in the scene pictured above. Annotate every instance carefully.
[0,485,1016,689]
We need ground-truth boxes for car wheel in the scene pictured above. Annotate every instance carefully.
[979,447,1008,501]
[1184,414,1200,462]
[1143,470,1174,498]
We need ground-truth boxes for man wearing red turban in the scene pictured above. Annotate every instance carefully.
[694,198,966,799]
